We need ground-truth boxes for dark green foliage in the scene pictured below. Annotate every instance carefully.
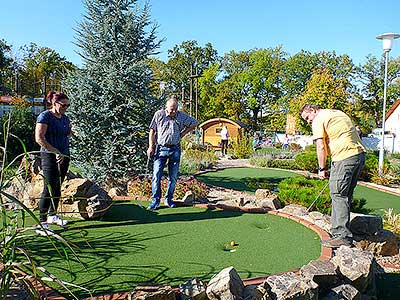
[278,177,367,214]
[294,151,318,172]
[63,0,161,187]
[359,152,378,181]
[1,107,37,161]
[304,144,316,152]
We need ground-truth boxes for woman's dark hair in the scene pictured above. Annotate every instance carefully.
[46,91,68,103]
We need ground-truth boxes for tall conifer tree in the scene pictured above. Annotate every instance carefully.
[64,0,160,187]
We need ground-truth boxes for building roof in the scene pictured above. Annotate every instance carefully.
[386,99,400,120]
[199,117,249,129]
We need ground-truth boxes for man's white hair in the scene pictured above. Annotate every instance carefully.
[166,96,178,107]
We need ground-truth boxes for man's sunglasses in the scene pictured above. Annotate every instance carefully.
[56,101,70,108]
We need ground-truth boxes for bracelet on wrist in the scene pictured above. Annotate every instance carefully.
[318,167,327,172]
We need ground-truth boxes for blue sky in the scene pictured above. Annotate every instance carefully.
[1,0,399,67]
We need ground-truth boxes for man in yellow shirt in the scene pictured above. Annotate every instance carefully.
[300,104,366,248]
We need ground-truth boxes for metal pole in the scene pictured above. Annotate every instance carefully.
[181,84,185,112]
[189,65,193,116]
[195,74,198,120]
[378,50,389,174]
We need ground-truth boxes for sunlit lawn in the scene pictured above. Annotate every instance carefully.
[24,201,320,298]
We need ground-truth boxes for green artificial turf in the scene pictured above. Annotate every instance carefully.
[353,185,400,216]
[196,167,300,192]
[24,201,320,298]
[197,167,400,216]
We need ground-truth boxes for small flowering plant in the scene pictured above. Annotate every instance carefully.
[127,175,209,200]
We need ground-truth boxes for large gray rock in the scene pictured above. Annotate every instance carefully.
[252,189,282,210]
[206,266,244,300]
[279,204,307,216]
[331,247,376,296]
[182,191,195,205]
[300,260,340,289]
[354,229,399,256]
[5,155,112,220]
[321,284,361,300]
[59,179,113,219]
[179,278,207,300]
[264,272,318,300]
[350,214,383,236]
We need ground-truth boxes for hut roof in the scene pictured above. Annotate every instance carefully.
[199,118,248,129]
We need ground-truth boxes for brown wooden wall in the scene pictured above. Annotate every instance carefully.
[202,121,244,147]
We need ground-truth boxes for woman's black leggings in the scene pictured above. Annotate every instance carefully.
[39,152,69,222]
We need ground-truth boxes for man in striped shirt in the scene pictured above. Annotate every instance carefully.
[147,96,198,210]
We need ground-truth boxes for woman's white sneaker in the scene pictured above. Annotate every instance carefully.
[35,223,54,236]
[47,215,68,226]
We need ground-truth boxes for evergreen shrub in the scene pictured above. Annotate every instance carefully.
[63,0,161,187]
[278,177,367,214]
[294,151,318,173]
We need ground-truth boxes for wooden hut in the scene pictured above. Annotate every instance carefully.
[199,118,248,147]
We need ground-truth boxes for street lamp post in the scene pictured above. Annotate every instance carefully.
[376,32,400,174]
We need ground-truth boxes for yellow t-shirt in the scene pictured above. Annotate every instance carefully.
[312,109,366,162]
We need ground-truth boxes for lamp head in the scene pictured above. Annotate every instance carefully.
[376,33,400,51]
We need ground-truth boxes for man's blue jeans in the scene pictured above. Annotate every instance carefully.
[150,145,181,208]
[329,152,365,241]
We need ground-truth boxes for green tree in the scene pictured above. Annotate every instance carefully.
[356,55,400,128]
[19,43,75,97]
[0,39,13,94]
[163,40,219,111]
[0,98,37,160]
[282,50,318,99]
[290,68,349,133]
[64,0,161,187]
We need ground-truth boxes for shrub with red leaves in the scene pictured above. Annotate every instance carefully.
[127,176,208,200]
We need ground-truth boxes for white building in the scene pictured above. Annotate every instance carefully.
[384,99,400,153]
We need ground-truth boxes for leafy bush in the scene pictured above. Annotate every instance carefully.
[383,208,400,236]
[294,151,319,173]
[0,106,37,161]
[389,153,400,160]
[252,147,296,159]
[304,144,316,152]
[231,134,254,159]
[370,166,400,186]
[289,143,303,152]
[277,177,367,214]
[127,176,209,200]
[179,149,218,175]
[273,142,282,149]
[359,152,378,181]
[249,157,297,170]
